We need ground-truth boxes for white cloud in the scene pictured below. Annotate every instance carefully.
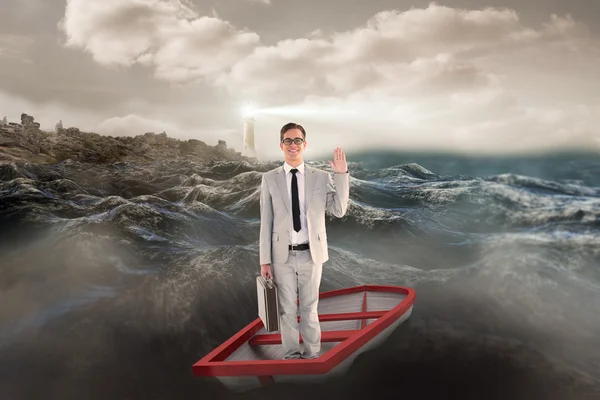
[56,1,600,156]
[223,3,599,156]
[95,114,238,146]
[0,90,103,131]
[220,3,592,102]
[58,0,259,83]
[96,114,187,137]
[0,92,239,148]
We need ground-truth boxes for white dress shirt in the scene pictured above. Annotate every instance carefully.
[283,161,309,245]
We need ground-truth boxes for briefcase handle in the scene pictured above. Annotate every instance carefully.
[261,276,274,289]
[258,275,275,287]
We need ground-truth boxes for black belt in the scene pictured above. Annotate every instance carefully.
[289,243,309,251]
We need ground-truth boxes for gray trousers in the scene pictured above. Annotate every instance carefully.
[272,249,322,357]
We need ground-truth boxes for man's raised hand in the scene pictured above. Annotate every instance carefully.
[328,147,347,173]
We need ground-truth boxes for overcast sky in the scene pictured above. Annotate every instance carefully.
[1,0,599,160]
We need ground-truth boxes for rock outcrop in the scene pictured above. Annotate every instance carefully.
[0,114,250,165]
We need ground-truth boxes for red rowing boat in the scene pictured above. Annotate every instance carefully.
[192,284,416,392]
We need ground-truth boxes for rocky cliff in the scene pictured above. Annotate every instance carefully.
[0,113,250,165]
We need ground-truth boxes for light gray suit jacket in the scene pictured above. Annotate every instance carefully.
[260,164,350,265]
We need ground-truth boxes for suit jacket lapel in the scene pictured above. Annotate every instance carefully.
[304,164,314,207]
[276,166,290,213]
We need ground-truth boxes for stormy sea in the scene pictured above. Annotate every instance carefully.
[1,150,600,400]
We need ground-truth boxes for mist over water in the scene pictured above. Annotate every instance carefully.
[1,152,600,400]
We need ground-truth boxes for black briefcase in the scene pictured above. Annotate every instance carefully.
[256,276,279,332]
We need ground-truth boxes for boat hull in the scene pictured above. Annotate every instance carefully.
[193,284,416,393]
[218,305,412,392]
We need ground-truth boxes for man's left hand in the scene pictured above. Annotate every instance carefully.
[328,147,347,173]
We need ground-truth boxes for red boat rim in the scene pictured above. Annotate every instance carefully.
[192,284,416,377]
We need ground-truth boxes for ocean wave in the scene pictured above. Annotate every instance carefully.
[487,173,600,197]
[1,155,600,398]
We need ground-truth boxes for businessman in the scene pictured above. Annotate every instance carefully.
[259,122,350,359]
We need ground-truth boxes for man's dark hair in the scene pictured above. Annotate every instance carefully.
[280,122,306,142]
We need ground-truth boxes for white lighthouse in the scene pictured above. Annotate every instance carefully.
[242,103,257,158]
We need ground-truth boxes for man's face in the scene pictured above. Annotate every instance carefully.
[280,128,306,162]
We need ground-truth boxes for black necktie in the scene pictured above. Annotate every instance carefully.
[290,169,301,232]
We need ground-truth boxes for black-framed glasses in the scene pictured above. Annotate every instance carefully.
[281,138,304,145]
